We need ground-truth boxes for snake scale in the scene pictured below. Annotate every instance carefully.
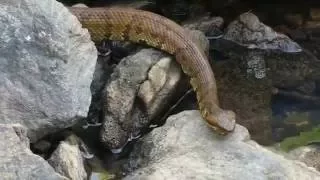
[69,7,236,135]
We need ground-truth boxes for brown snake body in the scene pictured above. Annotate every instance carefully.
[69,7,236,134]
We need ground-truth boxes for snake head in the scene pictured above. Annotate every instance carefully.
[204,109,236,135]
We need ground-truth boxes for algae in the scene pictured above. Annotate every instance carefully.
[279,127,320,152]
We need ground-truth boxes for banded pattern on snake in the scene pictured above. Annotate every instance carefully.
[69,7,236,135]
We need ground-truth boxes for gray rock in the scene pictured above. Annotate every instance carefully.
[223,12,302,53]
[123,111,320,180]
[0,0,97,141]
[138,57,182,121]
[0,124,67,180]
[48,134,88,180]
[101,49,166,151]
[288,145,320,172]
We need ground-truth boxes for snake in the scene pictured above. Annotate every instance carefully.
[69,7,236,135]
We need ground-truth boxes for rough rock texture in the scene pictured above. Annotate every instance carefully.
[289,145,320,172]
[223,12,302,53]
[123,111,320,180]
[0,124,67,180]
[138,57,182,121]
[100,49,167,151]
[48,134,88,180]
[0,0,97,142]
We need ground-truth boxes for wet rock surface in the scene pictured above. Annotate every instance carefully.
[122,111,320,179]
[0,0,97,142]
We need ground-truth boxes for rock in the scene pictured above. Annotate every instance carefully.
[223,12,302,53]
[183,16,224,39]
[71,3,88,8]
[288,145,320,171]
[0,124,67,180]
[100,29,209,152]
[100,49,167,151]
[0,0,97,142]
[123,111,320,179]
[138,57,182,121]
[48,134,88,180]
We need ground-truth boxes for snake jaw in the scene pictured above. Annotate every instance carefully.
[204,109,236,135]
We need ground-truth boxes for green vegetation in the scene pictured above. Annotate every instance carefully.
[97,171,115,180]
[279,127,320,152]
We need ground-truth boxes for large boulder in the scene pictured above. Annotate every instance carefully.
[0,0,97,141]
[123,111,320,180]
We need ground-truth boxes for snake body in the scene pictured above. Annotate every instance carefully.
[69,7,236,134]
